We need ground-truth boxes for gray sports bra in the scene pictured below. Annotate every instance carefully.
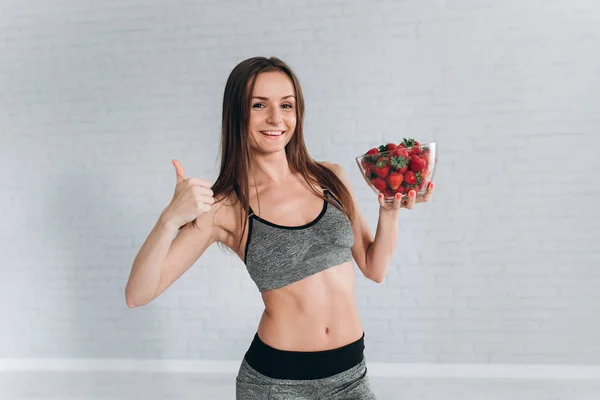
[243,189,355,292]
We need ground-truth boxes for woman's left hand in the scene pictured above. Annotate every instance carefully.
[378,182,435,213]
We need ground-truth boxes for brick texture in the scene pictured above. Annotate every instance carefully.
[1,0,599,364]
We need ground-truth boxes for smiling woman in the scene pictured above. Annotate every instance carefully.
[248,73,297,150]
[125,55,433,400]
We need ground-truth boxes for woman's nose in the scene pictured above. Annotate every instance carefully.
[266,108,282,124]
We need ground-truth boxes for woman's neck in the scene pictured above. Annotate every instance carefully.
[248,151,293,187]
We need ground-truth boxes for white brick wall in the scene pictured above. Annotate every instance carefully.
[2,0,600,365]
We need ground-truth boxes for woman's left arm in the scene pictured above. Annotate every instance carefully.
[325,162,434,283]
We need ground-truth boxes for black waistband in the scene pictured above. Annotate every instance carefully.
[243,332,365,380]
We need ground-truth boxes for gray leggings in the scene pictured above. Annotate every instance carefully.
[235,356,377,399]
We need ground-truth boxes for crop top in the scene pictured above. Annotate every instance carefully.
[243,189,355,292]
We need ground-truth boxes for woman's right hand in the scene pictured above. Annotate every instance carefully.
[163,159,215,229]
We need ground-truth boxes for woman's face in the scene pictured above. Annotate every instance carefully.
[247,71,297,154]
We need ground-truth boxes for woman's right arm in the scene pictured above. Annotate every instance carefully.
[125,159,220,308]
[124,207,221,308]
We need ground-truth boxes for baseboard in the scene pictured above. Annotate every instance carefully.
[1,359,600,380]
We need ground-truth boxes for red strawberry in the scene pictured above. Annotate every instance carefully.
[393,147,409,158]
[409,155,426,172]
[360,158,369,170]
[366,148,379,155]
[404,170,417,185]
[395,186,405,195]
[378,143,397,154]
[390,154,409,172]
[401,138,422,155]
[373,157,390,178]
[371,177,387,192]
[386,172,403,190]
[374,165,389,178]
[382,188,394,198]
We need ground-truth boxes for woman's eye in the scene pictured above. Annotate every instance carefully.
[282,104,293,109]
[252,103,265,108]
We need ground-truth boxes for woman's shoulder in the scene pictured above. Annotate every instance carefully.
[318,161,351,185]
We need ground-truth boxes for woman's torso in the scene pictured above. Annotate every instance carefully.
[216,172,364,351]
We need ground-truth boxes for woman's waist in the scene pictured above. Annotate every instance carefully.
[257,307,363,352]
[242,328,366,380]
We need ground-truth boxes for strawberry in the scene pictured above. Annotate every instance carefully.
[382,188,394,198]
[409,155,426,172]
[386,172,403,190]
[386,143,397,151]
[360,158,370,170]
[366,148,379,155]
[395,186,405,195]
[374,164,389,178]
[403,170,417,185]
[401,137,422,155]
[371,177,387,192]
[373,157,390,178]
[390,155,409,173]
[393,147,409,158]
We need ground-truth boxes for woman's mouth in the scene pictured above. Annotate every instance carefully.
[260,130,285,138]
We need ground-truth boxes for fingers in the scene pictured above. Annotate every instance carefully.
[392,192,402,209]
[172,159,186,183]
[379,192,403,211]
[193,188,215,203]
[423,182,434,202]
[416,182,435,204]
[172,160,213,189]
[404,190,416,209]
[378,193,386,208]
[187,177,214,189]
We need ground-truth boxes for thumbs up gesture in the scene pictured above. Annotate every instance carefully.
[164,160,215,229]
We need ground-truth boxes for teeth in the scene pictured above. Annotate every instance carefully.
[261,131,283,136]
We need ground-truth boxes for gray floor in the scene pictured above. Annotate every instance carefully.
[3,372,600,400]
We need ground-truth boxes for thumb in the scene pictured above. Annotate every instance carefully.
[172,159,186,183]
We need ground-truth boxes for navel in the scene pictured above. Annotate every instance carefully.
[325,327,329,334]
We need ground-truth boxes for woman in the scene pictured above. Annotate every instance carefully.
[125,56,434,399]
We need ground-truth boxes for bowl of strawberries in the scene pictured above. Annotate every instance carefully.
[355,138,437,202]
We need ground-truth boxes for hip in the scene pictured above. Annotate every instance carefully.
[236,331,376,399]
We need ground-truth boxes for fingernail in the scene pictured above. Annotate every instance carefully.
[410,190,416,197]
[379,193,383,199]
[429,182,434,189]
[395,193,400,199]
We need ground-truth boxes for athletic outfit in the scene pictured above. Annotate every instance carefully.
[236,189,377,399]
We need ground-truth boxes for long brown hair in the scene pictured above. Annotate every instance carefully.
[190,56,355,253]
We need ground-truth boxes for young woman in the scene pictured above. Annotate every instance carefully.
[125,56,434,399]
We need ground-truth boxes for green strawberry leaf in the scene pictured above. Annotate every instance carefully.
[390,155,408,169]
[376,158,389,168]
[415,172,423,184]
[401,137,416,148]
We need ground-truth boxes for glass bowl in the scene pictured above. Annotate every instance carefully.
[355,141,437,203]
